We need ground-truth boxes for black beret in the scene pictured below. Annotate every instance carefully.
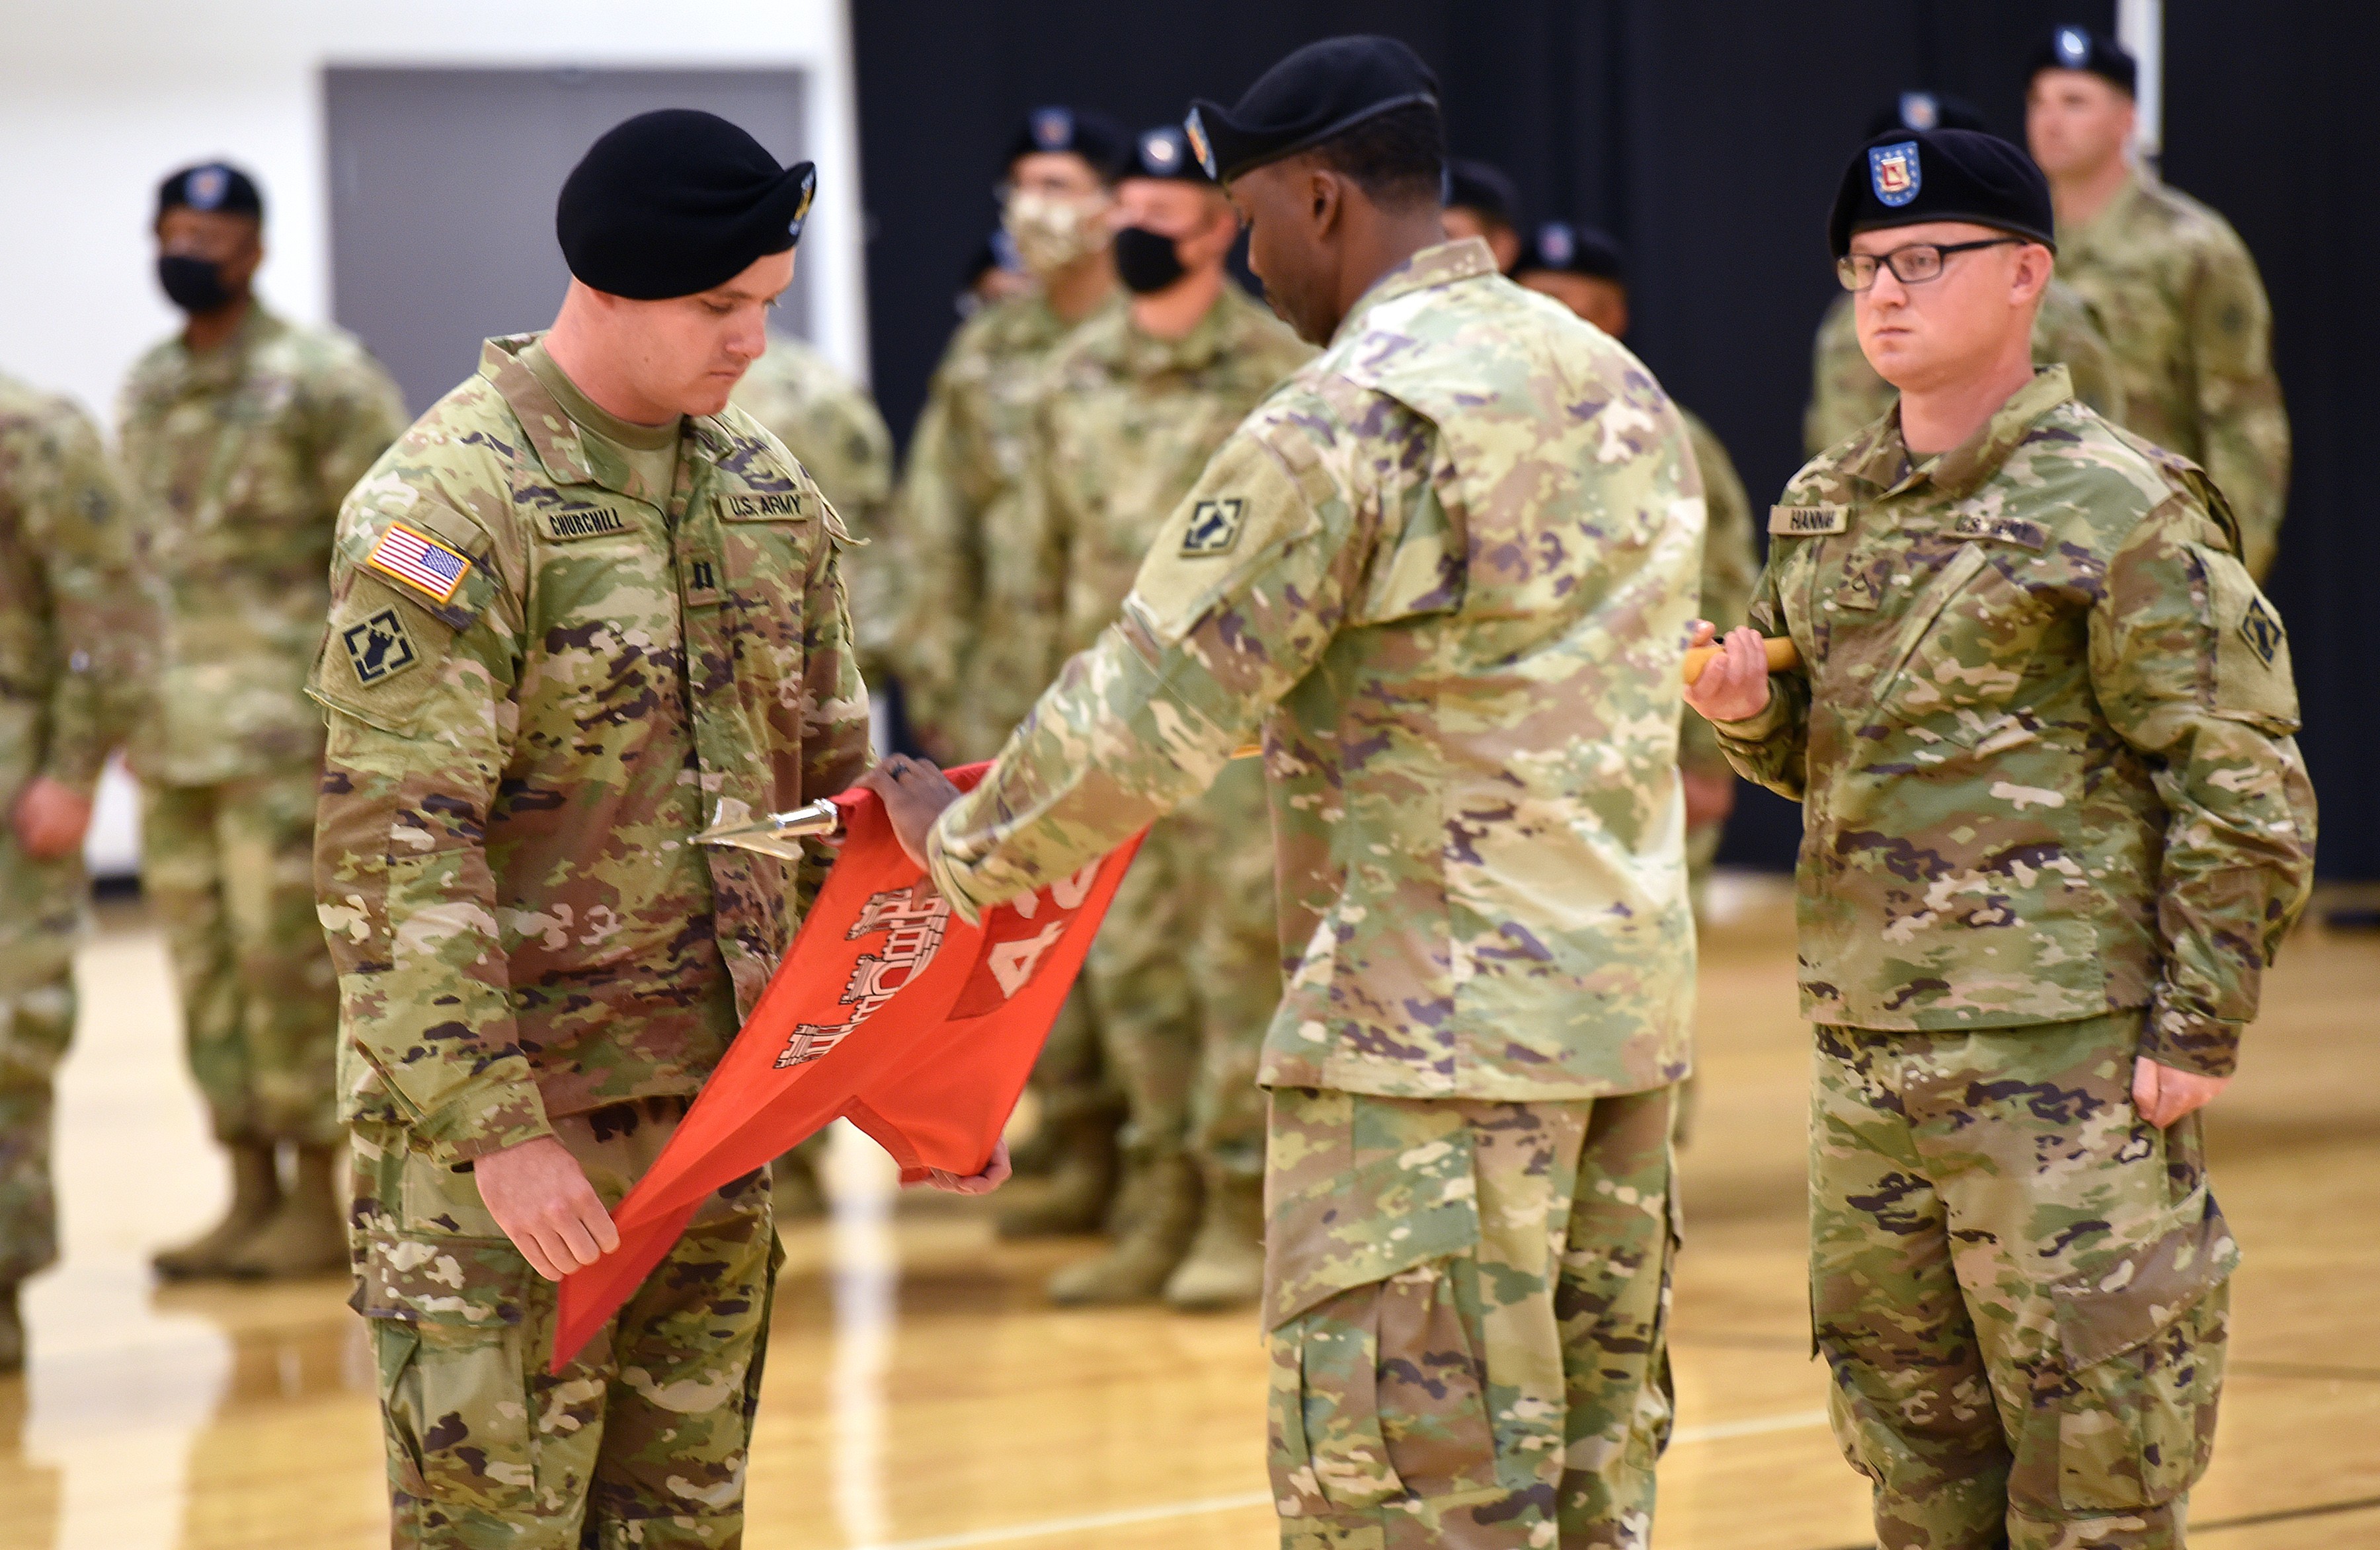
[1127,125,1213,186]
[556,110,815,301]
[157,162,263,223]
[1828,128,2056,258]
[1445,158,1519,225]
[1005,107,1132,182]
[2030,26,2137,95]
[1519,221,1626,283]
[1864,91,1988,139]
[1186,35,1440,183]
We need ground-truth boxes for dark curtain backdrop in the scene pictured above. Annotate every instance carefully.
[853,0,2375,877]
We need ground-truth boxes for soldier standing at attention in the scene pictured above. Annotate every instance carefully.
[2028,28,2291,579]
[892,106,1130,764]
[865,37,1703,1546]
[1020,124,1311,1306]
[1688,128,2315,1550]
[0,375,155,1370]
[1805,92,2127,455]
[313,112,1002,1545]
[1513,221,1757,918]
[119,163,410,1280]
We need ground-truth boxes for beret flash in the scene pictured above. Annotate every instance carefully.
[1005,106,1132,182]
[1864,91,1988,139]
[1185,35,1440,184]
[1828,128,2056,258]
[157,162,264,223]
[2029,26,2139,95]
[1128,124,1213,185]
[556,110,816,301]
[1519,221,1627,282]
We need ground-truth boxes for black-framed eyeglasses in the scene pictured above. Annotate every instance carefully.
[1837,237,2026,291]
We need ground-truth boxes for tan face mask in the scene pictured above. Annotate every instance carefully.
[1002,188,1113,276]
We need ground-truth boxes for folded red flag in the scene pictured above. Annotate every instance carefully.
[551,763,1144,1370]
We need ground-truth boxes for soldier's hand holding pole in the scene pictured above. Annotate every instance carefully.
[1681,621,1786,722]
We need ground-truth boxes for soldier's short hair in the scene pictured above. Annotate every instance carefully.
[1308,103,1445,211]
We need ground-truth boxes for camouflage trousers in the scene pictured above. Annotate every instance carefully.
[1084,758,1278,1179]
[0,833,83,1285]
[1811,1013,2237,1550]
[1265,1085,1679,1549]
[144,765,340,1145]
[352,1099,777,1548]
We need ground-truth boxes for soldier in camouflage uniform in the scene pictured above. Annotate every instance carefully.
[1689,128,2315,1550]
[866,40,1702,1546]
[730,330,897,1219]
[119,163,411,1280]
[2028,28,2291,579]
[1512,221,1759,917]
[1018,124,1312,1307]
[309,114,977,1547]
[892,106,1131,763]
[0,374,155,1370]
[1807,93,2125,458]
[892,108,1134,1233]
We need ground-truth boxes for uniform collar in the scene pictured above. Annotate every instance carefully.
[165,303,284,391]
[481,333,737,492]
[2060,169,2144,251]
[1332,237,1500,344]
[1850,364,2075,501]
[1113,282,1248,375]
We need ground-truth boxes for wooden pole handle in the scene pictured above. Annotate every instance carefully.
[1683,635,1800,685]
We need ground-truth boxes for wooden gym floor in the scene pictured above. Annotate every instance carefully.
[2,884,2374,1549]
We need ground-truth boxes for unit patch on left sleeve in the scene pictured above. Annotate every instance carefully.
[364,520,475,603]
[1181,498,1246,555]
[2237,595,2284,664]
[340,607,419,685]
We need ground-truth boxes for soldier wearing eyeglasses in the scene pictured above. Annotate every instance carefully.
[1687,128,2315,1550]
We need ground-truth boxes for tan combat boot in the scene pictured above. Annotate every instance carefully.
[997,1108,1121,1239]
[225,1143,349,1279]
[1164,1166,1265,1311]
[152,1140,281,1280]
[0,1282,22,1374]
[1047,1151,1199,1305]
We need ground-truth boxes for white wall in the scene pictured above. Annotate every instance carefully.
[0,0,871,425]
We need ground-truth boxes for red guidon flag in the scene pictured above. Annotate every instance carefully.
[552,763,1143,1370]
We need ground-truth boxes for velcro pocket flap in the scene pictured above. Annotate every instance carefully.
[1265,1126,1482,1329]
[2051,1194,2241,1370]
[358,1231,536,1328]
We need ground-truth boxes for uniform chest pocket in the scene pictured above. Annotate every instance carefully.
[1872,543,2068,747]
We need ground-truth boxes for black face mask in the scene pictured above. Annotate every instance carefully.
[1112,225,1189,295]
[157,254,237,315]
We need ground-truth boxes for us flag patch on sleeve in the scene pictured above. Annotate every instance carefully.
[364,521,473,603]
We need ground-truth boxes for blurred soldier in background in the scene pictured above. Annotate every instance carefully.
[869,36,1701,1544]
[893,106,1130,763]
[955,229,1035,319]
[119,163,408,1280]
[2028,28,2290,579]
[0,375,155,1369]
[1515,222,1757,920]
[1805,91,2125,454]
[1692,126,2314,1550]
[730,330,896,1219]
[892,108,1132,1235]
[1020,125,1310,1306]
[1439,155,1523,272]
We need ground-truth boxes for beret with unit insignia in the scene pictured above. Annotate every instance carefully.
[1519,221,1626,282]
[1127,124,1213,186]
[1185,34,1440,184]
[1829,128,2056,257]
[1864,90,1987,139]
[2029,26,2138,96]
[157,161,264,223]
[1006,106,1132,182]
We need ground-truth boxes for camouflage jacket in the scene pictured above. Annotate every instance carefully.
[730,331,898,677]
[1029,282,1312,659]
[1712,367,2315,1077]
[1679,406,1758,778]
[118,305,409,785]
[309,336,871,1163]
[928,239,1703,1102]
[2058,172,2290,580]
[891,288,1119,760]
[0,373,155,801]
[1804,278,2124,457]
